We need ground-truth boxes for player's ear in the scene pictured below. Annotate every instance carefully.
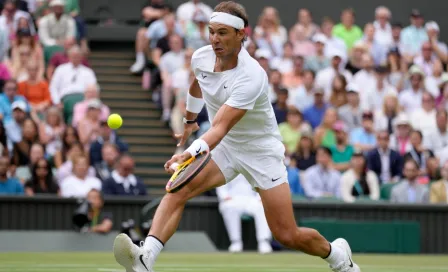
[236,29,245,43]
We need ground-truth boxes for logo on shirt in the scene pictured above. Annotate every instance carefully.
[201,73,207,79]
[271,177,281,182]
[224,85,228,89]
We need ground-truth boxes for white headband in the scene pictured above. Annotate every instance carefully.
[209,12,244,30]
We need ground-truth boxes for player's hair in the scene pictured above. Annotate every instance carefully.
[214,1,248,43]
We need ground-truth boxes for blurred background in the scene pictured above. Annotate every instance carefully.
[0,0,448,258]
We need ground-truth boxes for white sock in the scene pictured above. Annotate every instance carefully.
[324,243,346,266]
[136,52,145,63]
[143,236,164,264]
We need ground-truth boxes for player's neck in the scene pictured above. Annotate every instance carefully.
[215,46,241,72]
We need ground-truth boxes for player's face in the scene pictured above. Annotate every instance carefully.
[209,23,244,57]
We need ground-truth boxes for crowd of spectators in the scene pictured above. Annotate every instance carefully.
[132,0,448,204]
[0,0,148,200]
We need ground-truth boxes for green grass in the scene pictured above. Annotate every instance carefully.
[0,252,447,272]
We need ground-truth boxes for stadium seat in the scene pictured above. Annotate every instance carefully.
[380,182,401,200]
[62,93,85,124]
[44,45,64,64]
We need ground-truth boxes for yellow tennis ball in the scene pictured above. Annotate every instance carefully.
[107,114,123,129]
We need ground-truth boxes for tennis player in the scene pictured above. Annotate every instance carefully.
[113,1,360,272]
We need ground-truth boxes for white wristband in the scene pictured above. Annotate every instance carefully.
[186,93,204,114]
[185,138,209,157]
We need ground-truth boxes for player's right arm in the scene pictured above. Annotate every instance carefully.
[175,78,202,146]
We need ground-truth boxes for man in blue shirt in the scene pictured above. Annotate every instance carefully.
[350,111,377,152]
[0,156,23,195]
[303,88,328,129]
[401,9,428,57]
[0,80,29,125]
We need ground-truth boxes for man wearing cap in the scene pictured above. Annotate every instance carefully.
[255,48,271,73]
[38,0,76,49]
[390,113,413,155]
[399,65,425,113]
[5,100,27,152]
[425,21,448,63]
[315,49,352,98]
[305,33,330,73]
[330,121,354,172]
[373,6,393,48]
[400,9,428,57]
[338,83,363,130]
[349,111,376,152]
[363,66,398,111]
[303,87,329,129]
[0,79,29,125]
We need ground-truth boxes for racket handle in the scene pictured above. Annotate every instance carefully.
[170,163,179,171]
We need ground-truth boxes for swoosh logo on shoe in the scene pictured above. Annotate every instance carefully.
[139,255,149,271]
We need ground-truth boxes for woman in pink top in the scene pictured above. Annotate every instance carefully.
[289,24,315,57]
[72,84,110,127]
[77,99,102,150]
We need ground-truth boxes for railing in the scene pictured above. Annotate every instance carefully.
[1,196,447,253]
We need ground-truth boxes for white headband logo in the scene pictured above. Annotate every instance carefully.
[209,12,244,30]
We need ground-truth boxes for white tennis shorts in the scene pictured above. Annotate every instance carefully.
[211,139,288,190]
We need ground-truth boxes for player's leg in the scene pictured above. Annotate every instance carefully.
[245,199,272,254]
[219,199,244,252]
[258,183,360,271]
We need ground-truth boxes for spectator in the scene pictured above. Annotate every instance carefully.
[425,21,448,63]
[314,107,337,147]
[4,100,26,152]
[332,8,363,50]
[53,126,79,168]
[77,99,102,149]
[291,132,316,171]
[270,42,293,74]
[400,9,427,59]
[0,79,29,124]
[103,154,146,196]
[24,157,59,196]
[338,83,362,131]
[363,66,398,111]
[94,143,119,182]
[282,55,304,91]
[320,17,346,59]
[404,130,434,175]
[303,146,341,199]
[245,40,257,58]
[398,65,425,113]
[268,69,283,103]
[17,62,50,113]
[279,107,311,155]
[302,88,329,129]
[330,121,354,172]
[60,154,101,198]
[0,0,36,38]
[349,111,376,152]
[345,41,368,75]
[89,121,128,166]
[11,118,38,166]
[56,141,95,182]
[46,38,89,80]
[390,114,413,156]
[429,161,448,203]
[374,93,400,134]
[72,84,109,127]
[0,21,7,62]
[0,156,23,194]
[15,142,45,181]
[8,44,34,82]
[291,70,315,112]
[386,47,407,91]
[390,159,428,203]
[390,24,406,56]
[216,174,272,254]
[315,50,352,97]
[184,10,209,50]
[413,42,438,76]
[36,106,64,157]
[291,8,319,40]
[289,24,315,57]
[159,34,185,122]
[272,87,288,124]
[49,45,97,123]
[410,92,436,133]
[425,156,441,183]
[373,6,393,47]
[341,151,380,203]
[329,74,347,108]
[305,34,330,73]
[11,28,44,77]
[430,59,447,87]
[367,130,403,184]
[362,23,387,65]
[352,53,376,91]
[286,157,304,196]
[254,48,271,73]
[85,189,113,234]
[0,60,11,90]
[0,121,7,156]
[425,109,448,152]
[64,0,89,54]
[253,6,287,57]
[176,0,212,29]
[38,0,76,60]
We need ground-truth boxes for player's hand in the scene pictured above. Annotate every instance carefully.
[164,152,192,174]
[175,123,200,147]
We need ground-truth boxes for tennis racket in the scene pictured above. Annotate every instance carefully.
[166,150,211,193]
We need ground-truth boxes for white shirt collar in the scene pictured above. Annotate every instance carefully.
[112,170,137,186]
